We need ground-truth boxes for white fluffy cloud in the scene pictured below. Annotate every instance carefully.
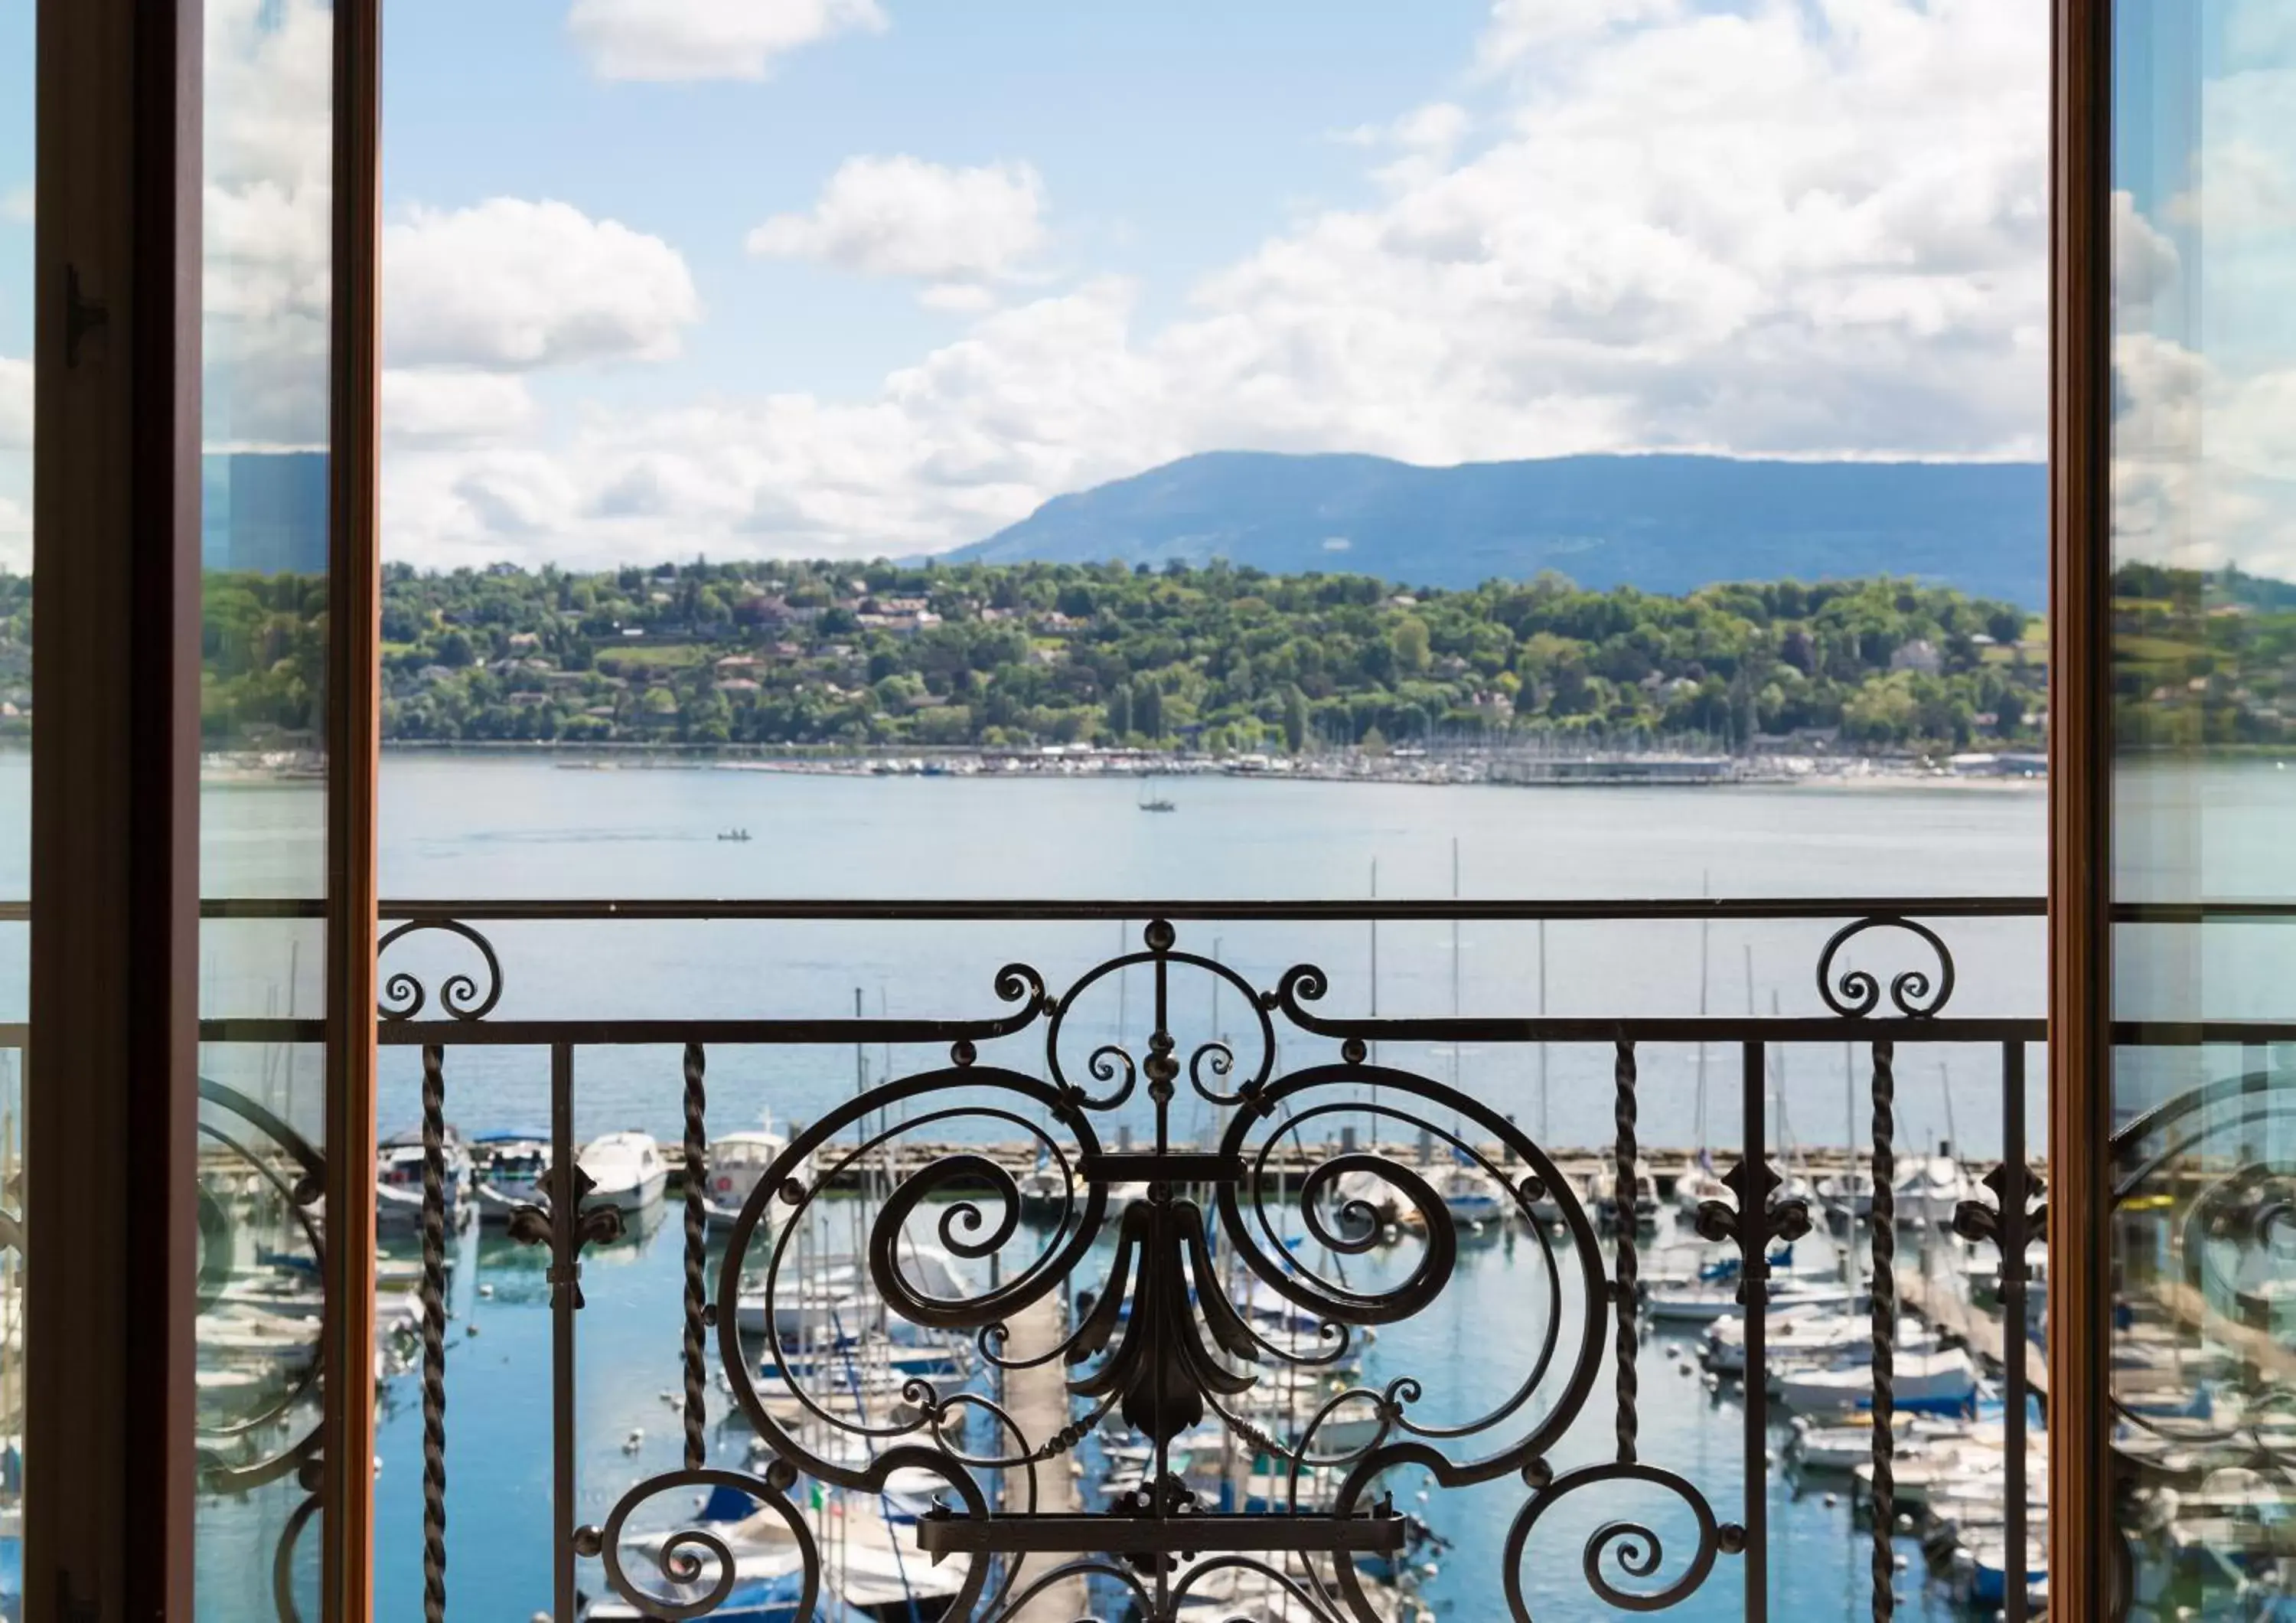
[1479,0,1684,66]
[385,0,2053,567]
[569,0,886,83]
[203,0,334,449]
[386,200,701,371]
[747,157,1048,287]
[381,371,539,446]
[0,358,29,451]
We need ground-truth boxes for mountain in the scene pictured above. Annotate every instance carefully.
[951,452,2047,606]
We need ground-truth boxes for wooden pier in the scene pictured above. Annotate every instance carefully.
[1897,1265,2044,1394]
[998,1284,1085,1622]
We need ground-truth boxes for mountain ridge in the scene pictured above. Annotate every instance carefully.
[950,451,2047,606]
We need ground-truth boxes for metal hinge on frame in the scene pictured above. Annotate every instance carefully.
[64,263,109,367]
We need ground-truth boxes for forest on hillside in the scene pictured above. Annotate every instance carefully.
[154,557,2066,756]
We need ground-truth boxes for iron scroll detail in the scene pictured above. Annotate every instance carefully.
[1815,914,1955,1019]
[566,921,1744,1623]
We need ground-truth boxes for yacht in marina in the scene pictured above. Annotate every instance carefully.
[1775,1344,1980,1415]
[468,1128,550,1223]
[702,1118,813,1229]
[374,1124,471,1232]
[577,1130,667,1213]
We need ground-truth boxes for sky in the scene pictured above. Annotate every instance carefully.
[47,0,2296,580]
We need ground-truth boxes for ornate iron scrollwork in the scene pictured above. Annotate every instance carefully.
[562,921,1737,1623]
[1815,914,1955,1018]
[377,917,504,1021]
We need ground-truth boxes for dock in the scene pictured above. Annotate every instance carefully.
[1897,1265,2045,1395]
[999,1284,1085,1622]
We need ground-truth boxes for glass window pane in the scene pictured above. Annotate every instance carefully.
[2111,2,2296,1612]
[0,0,28,1609]
[200,0,332,1615]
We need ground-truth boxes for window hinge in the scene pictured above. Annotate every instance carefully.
[64,263,109,367]
[60,1567,101,1622]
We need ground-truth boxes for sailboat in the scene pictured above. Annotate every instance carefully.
[1137,774,1176,812]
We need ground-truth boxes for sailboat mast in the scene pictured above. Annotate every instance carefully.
[1536,919,1549,1145]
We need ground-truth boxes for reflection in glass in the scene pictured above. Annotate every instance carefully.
[2112,2,2296,1614]
[201,0,333,1616]
[0,0,28,1609]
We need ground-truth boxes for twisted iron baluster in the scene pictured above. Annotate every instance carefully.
[420,1043,448,1623]
[1869,1040,1896,1622]
[1613,1039,1639,1463]
[682,1041,709,1471]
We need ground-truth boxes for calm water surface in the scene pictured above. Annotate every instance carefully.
[0,753,2089,1618]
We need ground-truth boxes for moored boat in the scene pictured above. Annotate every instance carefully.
[701,1119,811,1229]
[468,1128,549,1224]
[577,1130,667,1213]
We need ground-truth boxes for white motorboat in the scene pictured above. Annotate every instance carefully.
[734,1246,975,1340]
[577,1131,667,1213]
[468,1129,549,1224]
[1784,1412,1913,1471]
[375,1125,471,1231]
[1776,1345,1979,1414]
[1587,1159,1659,1230]
[1892,1154,1974,1225]
[701,1120,811,1229]
[1016,1158,1075,1219]
[1674,1160,1730,1214]
[1815,1168,1877,1220]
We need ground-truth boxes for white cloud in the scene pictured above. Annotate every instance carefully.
[569,0,886,83]
[0,357,29,450]
[0,186,31,224]
[2114,189,2180,323]
[385,0,2053,569]
[747,156,1049,288]
[203,0,334,449]
[1479,0,1684,67]
[386,199,701,371]
[381,371,538,446]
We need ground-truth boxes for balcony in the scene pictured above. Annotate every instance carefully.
[184,896,2295,1622]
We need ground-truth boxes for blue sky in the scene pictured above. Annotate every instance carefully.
[383,1,1498,406]
[8,1,2080,572]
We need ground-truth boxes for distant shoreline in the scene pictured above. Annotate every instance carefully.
[196,740,2051,793]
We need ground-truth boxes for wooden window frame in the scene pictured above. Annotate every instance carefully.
[28,0,381,1616]
[2047,0,2114,1613]
[23,0,2116,1615]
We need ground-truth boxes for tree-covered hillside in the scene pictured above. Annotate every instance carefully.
[351,560,2039,755]
[0,559,2062,754]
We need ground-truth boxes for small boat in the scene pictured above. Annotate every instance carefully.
[468,1129,550,1224]
[1783,1411,1913,1472]
[716,828,753,842]
[1815,1168,1876,1221]
[375,1125,471,1232]
[1587,1159,1659,1231]
[1016,1151,1076,1220]
[735,1247,976,1340]
[1674,1159,1730,1214]
[1776,1345,1979,1415]
[1137,776,1177,813]
[577,1131,667,1213]
[701,1120,812,1230]
[1892,1154,1974,1225]
[1432,1162,1506,1228]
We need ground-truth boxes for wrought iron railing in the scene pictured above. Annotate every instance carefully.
[174,895,2296,1623]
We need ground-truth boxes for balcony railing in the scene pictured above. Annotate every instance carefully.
[181,896,2296,1623]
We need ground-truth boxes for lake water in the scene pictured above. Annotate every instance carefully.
[132,752,2068,1621]
[184,753,2057,1161]
[15,750,2233,1618]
